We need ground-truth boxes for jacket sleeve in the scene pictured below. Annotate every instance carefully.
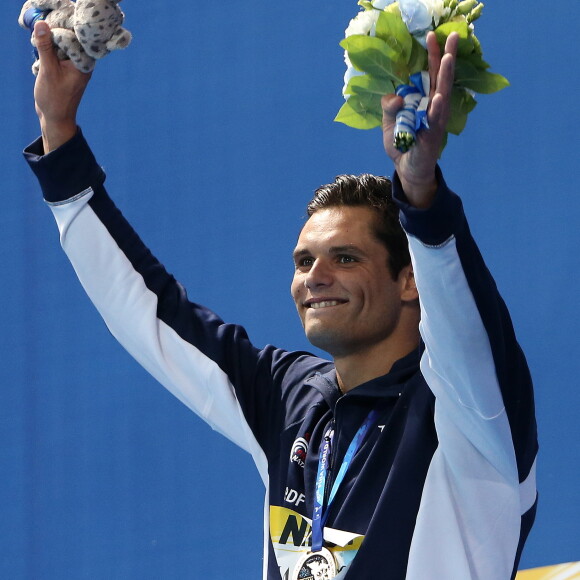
[393,169,537,580]
[23,130,322,482]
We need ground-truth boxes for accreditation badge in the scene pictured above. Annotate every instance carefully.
[292,547,337,580]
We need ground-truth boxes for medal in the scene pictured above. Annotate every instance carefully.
[292,547,337,580]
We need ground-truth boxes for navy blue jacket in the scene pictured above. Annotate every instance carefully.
[25,130,537,579]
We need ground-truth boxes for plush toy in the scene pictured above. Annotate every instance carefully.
[19,0,131,75]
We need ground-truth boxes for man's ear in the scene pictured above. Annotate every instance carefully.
[399,264,419,303]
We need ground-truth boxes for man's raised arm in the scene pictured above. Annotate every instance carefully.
[380,30,537,580]
[32,20,91,153]
[22,24,274,467]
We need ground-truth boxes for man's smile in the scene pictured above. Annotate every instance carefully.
[304,299,348,310]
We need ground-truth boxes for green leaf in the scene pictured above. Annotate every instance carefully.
[435,20,474,57]
[407,38,428,75]
[459,51,490,71]
[446,87,477,135]
[334,94,382,130]
[340,35,408,86]
[471,33,484,57]
[454,60,509,94]
[341,34,398,65]
[375,11,413,64]
[358,0,374,9]
[453,35,489,70]
[345,74,396,97]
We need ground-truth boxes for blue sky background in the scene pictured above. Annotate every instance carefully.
[1,1,579,577]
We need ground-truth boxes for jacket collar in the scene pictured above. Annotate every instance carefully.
[305,346,422,409]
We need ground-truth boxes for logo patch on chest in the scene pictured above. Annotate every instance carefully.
[290,435,310,468]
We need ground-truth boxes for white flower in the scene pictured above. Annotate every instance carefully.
[398,0,446,46]
[399,0,431,34]
[429,0,446,25]
[344,9,381,37]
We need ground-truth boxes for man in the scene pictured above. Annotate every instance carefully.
[25,20,537,579]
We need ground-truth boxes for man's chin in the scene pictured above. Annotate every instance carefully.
[305,326,349,357]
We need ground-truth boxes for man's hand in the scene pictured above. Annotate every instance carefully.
[382,32,458,208]
[33,21,92,153]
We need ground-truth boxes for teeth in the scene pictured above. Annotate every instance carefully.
[310,300,341,309]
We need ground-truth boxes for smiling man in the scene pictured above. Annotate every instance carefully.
[292,187,420,391]
[24,21,537,580]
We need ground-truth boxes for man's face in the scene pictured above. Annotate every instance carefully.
[291,206,408,358]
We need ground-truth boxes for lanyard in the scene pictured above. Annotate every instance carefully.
[311,409,380,552]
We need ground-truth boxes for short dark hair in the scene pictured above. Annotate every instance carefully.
[306,174,410,279]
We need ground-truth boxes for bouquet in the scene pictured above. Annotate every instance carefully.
[335,0,509,152]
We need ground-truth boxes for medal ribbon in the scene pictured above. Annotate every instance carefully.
[311,409,380,552]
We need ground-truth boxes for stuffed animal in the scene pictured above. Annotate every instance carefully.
[19,0,131,75]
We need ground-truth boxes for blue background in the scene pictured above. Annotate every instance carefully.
[1,1,579,577]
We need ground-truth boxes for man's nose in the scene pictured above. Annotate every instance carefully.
[304,259,333,289]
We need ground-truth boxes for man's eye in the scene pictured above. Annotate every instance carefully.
[338,255,356,264]
[298,257,314,268]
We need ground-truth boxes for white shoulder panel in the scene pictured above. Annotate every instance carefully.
[406,235,522,580]
[49,189,268,484]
